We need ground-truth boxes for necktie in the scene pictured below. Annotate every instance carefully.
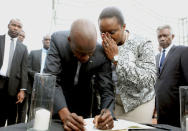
[159,49,165,72]
[6,38,15,77]
[74,61,81,85]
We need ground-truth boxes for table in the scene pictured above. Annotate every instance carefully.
[0,122,180,131]
[144,124,181,131]
[0,122,64,131]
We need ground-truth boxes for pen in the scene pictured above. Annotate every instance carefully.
[100,98,114,116]
[94,99,114,128]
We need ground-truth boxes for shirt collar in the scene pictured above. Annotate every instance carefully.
[42,48,48,53]
[162,42,173,53]
[5,33,18,42]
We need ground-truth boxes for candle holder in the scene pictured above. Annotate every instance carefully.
[180,86,188,131]
[27,73,56,131]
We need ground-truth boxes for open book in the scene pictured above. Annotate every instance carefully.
[84,118,154,131]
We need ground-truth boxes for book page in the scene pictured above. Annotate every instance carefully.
[84,118,154,131]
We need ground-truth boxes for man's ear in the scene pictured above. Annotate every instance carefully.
[8,24,10,29]
[172,34,175,40]
[68,36,71,42]
[123,24,126,30]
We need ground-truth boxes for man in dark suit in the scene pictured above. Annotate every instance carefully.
[155,25,188,127]
[28,34,51,93]
[0,18,28,126]
[17,30,27,123]
[44,19,114,131]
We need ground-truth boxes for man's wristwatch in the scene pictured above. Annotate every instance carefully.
[111,55,119,65]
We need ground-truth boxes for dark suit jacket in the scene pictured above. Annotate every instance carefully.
[28,49,42,93]
[155,45,188,127]
[155,53,160,76]
[44,31,115,118]
[0,35,28,96]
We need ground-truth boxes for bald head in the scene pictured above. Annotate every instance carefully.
[70,19,97,51]
[43,34,51,50]
[68,19,97,63]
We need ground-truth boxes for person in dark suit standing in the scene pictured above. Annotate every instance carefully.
[0,18,28,126]
[28,34,51,92]
[17,30,27,123]
[155,25,188,127]
[44,19,114,131]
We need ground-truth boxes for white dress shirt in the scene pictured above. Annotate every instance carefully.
[0,34,17,77]
[40,48,48,73]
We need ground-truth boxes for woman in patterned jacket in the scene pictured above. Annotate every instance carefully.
[98,7,157,123]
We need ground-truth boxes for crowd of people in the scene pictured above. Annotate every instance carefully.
[0,6,188,130]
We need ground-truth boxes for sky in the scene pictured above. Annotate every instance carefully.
[0,0,52,51]
[0,0,188,52]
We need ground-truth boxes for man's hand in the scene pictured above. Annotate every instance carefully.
[93,109,114,130]
[59,108,85,131]
[16,90,25,104]
[102,33,118,61]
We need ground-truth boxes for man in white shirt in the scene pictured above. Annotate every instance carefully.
[28,34,51,84]
[40,35,50,73]
[0,18,28,126]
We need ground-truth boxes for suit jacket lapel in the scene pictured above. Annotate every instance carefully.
[80,58,93,74]
[11,41,21,73]
[39,49,42,66]
[156,53,160,76]
[0,35,5,68]
[159,45,176,76]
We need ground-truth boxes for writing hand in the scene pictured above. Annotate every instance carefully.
[59,108,85,131]
[64,113,85,131]
[93,109,114,130]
